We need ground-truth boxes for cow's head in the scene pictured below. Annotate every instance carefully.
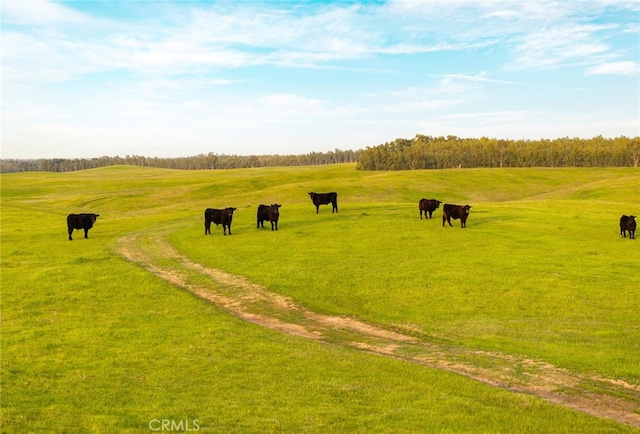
[308,192,315,198]
[226,207,237,215]
[270,203,281,214]
[463,205,472,214]
[92,214,100,222]
[435,200,442,207]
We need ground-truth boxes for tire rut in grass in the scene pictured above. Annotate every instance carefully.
[115,232,640,428]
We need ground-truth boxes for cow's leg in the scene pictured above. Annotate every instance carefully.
[316,205,319,214]
[84,228,89,238]
[68,229,73,241]
[205,221,210,235]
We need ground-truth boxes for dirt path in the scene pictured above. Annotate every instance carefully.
[115,232,640,428]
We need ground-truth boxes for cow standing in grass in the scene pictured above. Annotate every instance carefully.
[257,204,281,231]
[442,204,472,228]
[308,192,338,214]
[67,213,99,240]
[205,207,236,235]
[620,215,636,239]
[419,199,442,219]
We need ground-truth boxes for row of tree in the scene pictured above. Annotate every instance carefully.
[2,136,639,173]
[0,149,361,173]
[356,135,640,170]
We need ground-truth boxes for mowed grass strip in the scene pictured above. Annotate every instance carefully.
[2,164,639,432]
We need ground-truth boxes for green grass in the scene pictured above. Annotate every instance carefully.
[2,164,639,432]
[168,166,640,379]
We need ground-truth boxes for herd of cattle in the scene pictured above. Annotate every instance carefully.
[66,191,636,240]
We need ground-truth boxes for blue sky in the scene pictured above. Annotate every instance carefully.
[2,0,639,159]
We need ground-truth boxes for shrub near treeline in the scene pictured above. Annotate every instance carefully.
[356,135,640,170]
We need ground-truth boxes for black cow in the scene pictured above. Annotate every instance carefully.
[257,204,281,231]
[620,215,636,239]
[308,192,338,214]
[442,204,472,228]
[67,213,99,240]
[204,207,236,235]
[419,199,442,219]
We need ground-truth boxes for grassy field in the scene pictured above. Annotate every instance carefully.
[2,164,639,432]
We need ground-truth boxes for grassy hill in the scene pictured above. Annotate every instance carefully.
[2,164,639,432]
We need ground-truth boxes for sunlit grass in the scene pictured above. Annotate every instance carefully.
[2,164,639,432]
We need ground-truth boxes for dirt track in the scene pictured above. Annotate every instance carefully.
[116,232,640,428]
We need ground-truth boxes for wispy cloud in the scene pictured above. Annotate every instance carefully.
[2,0,91,25]
[442,73,524,86]
[586,61,640,76]
[4,1,637,82]
[2,0,638,158]
[510,24,615,70]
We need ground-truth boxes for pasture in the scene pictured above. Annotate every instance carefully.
[2,164,639,432]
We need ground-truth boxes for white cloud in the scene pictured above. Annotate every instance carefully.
[1,0,638,158]
[4,0,633,85]
[511,24,613,69]
[586,61,640,76]
[2,0,90,25]
[442,73,521,86]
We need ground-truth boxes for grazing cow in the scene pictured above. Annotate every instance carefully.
[442,204,472,228]
[204,207,236,235]
[620,215,636,239]
[308,192,338,214]
[67,213,99,240]
[419,199,442,219]
[257,204,281,231]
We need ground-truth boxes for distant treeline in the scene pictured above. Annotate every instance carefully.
[0,149,360,173]
[3,136,640,173]
[356,135,640,170]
